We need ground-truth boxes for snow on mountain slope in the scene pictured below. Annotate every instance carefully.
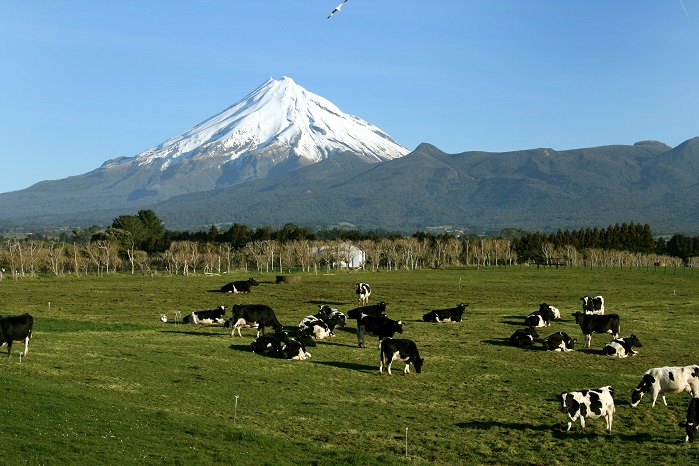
[103,76,409,172]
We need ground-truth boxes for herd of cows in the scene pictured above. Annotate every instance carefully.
[1,278,697,443]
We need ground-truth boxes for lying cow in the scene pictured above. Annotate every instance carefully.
[581,295,605,315]
[631,365,699,408]
[356,282,371,306]
[250,330,289,355]
[538,303,561,320]
[0,313,33,358]
[559,386,615,433]
[221,278,260,293]
[298,315,333,340]
[509,328,539,348]
[347,302,387,320]
[603,335,642,358]
[357,314,403,348]
[182,305,226,324]
[525,306,557,328]
[572,312,620,348]
[543,332,576,352]
[228,304,283,338]
[314,305,347,334]
[679,397,699,442]
[379,338,424,375]
[422,303,468,323]
[280,339,312,360]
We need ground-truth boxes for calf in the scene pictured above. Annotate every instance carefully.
[679,397,699,442]
[220,278,259,293]
[581,295,605,315]
[280,339,312,360]
[0,313,33,358]
[357,314,403,348]
[298,316,333,340]
[356,282,371,306]
[572,312,620,348]
[182,305,226,324]
[631,365,699,408]
[603,335,642,358]
[524,306,556,328]
[347,302,387,320]
[379,338,424,375]
[559,386,615,433]
[250,330,289,355]
[542,332,576,352]
[509,328,539,348]
[228,304,283,338]
[422,303,469,323]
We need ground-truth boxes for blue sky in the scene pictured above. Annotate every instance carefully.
[1,1,698,193]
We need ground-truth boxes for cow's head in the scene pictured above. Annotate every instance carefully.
[248,278,260,286]
[630,374,655,407]
[413,357,424,374]
[680,421,698,442]
[571,312,584,325]
[628,334,643,347]
[529,328,540,338]
[559,392,569,412]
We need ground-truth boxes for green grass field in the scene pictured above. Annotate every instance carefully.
[1,266,698,465]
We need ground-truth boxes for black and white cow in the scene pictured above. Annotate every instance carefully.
[182,305,226,324]
[280,339,312,360]
[559,386,615,433]
[542,332,576,352]
[509,328,539,348]
[0,313,33,358]
[524,306,557,328]
[298,315,333,339]
[679,397,699,442]
[356,282,371,306]
[220,278,260,293]
[314,305,347,334]
[357,314,404,348]
[581,295,605,315]
[603,335,642,358]
[250,329,290,355]
[572,312,620,348]
[379,338,424,375]
[228,304,283,338]
[347,302,387,320]
[538,303,561,320]
[422,303,469,323]
[631,365,699,408]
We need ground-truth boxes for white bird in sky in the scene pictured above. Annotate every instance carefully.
[328,0,348,19]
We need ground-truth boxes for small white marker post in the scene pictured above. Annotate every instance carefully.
[234,395,239,423]
[405,427,409,458]
[48,301,51,317]
[174,311,182,327]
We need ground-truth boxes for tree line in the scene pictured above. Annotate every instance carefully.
[1,211,698,278]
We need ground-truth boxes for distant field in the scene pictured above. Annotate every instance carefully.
[1,267,698,465]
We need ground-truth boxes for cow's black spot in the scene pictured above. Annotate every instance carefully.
[669,372,675,382]
[588,391,603,416]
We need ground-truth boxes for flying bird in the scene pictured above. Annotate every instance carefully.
[328,0,348,19]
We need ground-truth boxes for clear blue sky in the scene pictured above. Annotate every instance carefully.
[1,1,698,193]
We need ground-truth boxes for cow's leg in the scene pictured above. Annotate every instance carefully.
[6,341,12,358]
[584,334,592,348]
[579,416,586,433]
[404,362,410,375]
[606,411,613,433]
[357,327,365,348]
[22,336,29,357]
[661,395,668,406]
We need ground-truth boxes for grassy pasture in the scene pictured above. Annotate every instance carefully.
[1,267,698,465]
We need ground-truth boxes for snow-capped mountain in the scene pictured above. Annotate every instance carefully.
[0,77,409,219]
[103,76,408,181]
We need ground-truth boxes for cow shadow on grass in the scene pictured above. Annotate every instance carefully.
[307,300,348,306]
[312,360,376,373]
[481,338,513,347]
[160,329,226,337]
[229,344,252,352]
[501,319,526,326]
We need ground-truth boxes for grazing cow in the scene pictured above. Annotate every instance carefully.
[356,282,371,306]
[357,314,403,348]
[543,332,576,352]
[0,313,33,358]
[220,278,259,293]
[524,306,557,328]
[228,304,283,338]
[603,335,642,358]
[559,386,615,433]
[572,312,620,348]
[631,365,699,408]
[379,338,424,375]
[347,302,387,320]
[182,305,226,324]
[250,330,290,355]
[280,339,312,360]
[298,316,333,340]
[679,397,699,442]
[422,303,469,323]
[539,303,561,320]
[581,295,605,315]
[509,328,539,348]
[314,305,347,334]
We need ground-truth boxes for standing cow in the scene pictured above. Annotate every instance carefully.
[572,312,620,348]
[631,365,699,408]
[0,313,33,358]
[679,397,699,442]
[581,295,605,315]
[356,283,371,306]
[559,386,615,434]
[379,338,424,375]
